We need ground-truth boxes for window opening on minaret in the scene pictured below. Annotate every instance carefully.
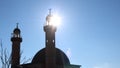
[53,40,55,43]
[46,40,48,42]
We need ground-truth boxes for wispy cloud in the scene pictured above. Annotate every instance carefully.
[93,62,120,68]
[66,48,71,58]
[93,63,110,68]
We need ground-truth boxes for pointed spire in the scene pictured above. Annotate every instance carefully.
[45,9,53,25]
[49,9,52,15]
[16,23,19,28]
[13,23,21,38]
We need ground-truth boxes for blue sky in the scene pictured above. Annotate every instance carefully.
[0,0,120,68]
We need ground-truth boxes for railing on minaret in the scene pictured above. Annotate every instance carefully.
[44,10,56,68]
[11,23,22,68]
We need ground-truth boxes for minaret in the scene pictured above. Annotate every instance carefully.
[11,23,22,68]
[44,9,56,68]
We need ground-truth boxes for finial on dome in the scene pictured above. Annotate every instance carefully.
[49,9,52,15]
[16,23,19,28]
[45,9,53,25]
[12,23,21,38]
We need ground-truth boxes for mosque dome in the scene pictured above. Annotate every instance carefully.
[32,48,70,65]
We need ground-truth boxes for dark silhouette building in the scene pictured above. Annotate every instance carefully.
[11,11,81,68]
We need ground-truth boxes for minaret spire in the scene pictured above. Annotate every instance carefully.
[11,24,22,68]
[46,9,53,25]
[44,9,56,46]
[44,10,56,68]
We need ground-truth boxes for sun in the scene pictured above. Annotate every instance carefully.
[45,10,61,27]
[49,14,61,27]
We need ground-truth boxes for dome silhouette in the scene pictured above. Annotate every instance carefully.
[32,48,70,65]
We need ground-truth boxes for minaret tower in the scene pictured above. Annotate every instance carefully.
[44,9,56,68]
[11,23,22,68]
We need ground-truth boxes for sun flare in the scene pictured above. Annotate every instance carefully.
[49,14,61,27]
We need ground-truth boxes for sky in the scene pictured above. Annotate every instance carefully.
[0,0,120,68]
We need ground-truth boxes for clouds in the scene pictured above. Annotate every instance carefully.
[66,48,71,58]
[93,63,110,68]
[93,62,120,68]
